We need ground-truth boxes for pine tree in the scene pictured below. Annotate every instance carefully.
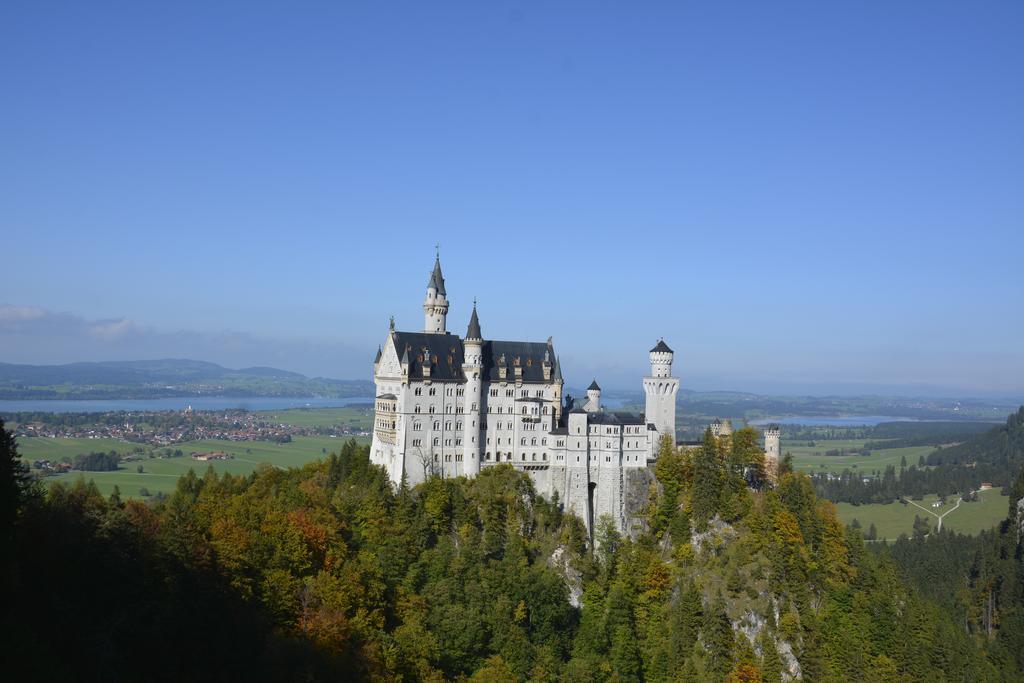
[692,430,723,530]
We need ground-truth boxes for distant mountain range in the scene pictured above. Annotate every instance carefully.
[0,359,374,400]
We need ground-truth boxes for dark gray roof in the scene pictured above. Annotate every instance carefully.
[428,257,446,295]
[587,411,645,426]
[394,332,465,381]
[481,339,555,383]
[466,305,482,339]
[553,356,563,382]
[377,393,397,400]
[391,332,556,383]
[374,346,382,363]
[650,339,673,353]
[587,380,601,391]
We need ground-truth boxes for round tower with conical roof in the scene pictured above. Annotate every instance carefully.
[423,251,449,333]
[461,301,483,476]
[643,339,680,454]
[585,379,601,412]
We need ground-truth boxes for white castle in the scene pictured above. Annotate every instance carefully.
[370,254,679,534]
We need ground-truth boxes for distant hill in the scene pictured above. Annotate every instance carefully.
[0,359,374,400]
[928,406,1024,476]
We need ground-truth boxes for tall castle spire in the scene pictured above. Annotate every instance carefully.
[423,248,449,333]
[466,299,482,340]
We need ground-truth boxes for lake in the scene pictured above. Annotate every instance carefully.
[0,396,375,414]
[748,415,920,427]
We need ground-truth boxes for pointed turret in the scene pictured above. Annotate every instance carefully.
[466,301,482,340]
[428,255,446,296]
[423,250,449,333]
[374,346,382,363]
[553,356,563,381]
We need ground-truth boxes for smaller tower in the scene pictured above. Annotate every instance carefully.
[763,424,781,483]
[585,380,601,412]
[643,339,680,452]
[461,302,484,476]
[423,250,449,333]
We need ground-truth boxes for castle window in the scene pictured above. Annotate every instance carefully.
[531,453,536,461]
[414,388,422,396]
[521,407,527,415]
[531,437,537,446]
[506,389,514,397]
[487,437,491,444]
[520,438,526,446]
[433,420,439,430]
[446,405,452,414]
[456,421,462,430]
[456,438,462,446]
[486,452,491,460]
[429,406,435,414]
[445,421,452,430]
[445,439,452,446]
[521,390,528,397]
[489,388,498,397]
[471,403,477,411]
[433,438,439,446]
[414,405,421,413]
[542,438,547,446]
[542,453,547,461]
[506,453,512,461]
[413,422,422,431]
[429,388,436,396]
[457,387,463,396]
[456,406,463,414]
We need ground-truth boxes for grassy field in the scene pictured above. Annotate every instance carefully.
[783,438,935,475]
[16,408,374,498]
[256,406,373,429]
[835,488,1008,540]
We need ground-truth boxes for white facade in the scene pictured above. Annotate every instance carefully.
[369,255,680,534]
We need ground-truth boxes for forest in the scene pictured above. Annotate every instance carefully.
[2,419,1022,681]
[811,407,1024,504]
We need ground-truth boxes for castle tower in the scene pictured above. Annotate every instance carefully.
[585,380,601,412]
[461,302,483,476]
[763,424,781,483]
[423,252,449,333]
[643,339,679,452]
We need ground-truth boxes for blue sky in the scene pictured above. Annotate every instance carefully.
[1,2,1022,396]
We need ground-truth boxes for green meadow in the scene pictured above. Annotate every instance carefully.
[835,487,1008,540]
[783,438,935,475]
[17,407,372,498]
[256,405,373,429]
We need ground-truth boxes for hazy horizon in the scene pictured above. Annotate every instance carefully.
[3,3,1022,397]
